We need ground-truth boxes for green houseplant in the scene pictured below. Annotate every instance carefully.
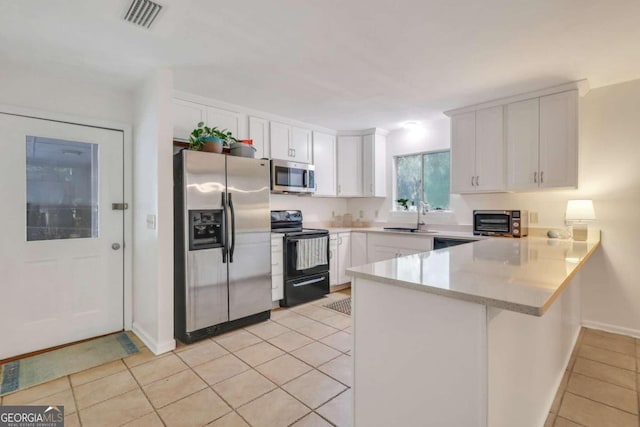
[189,122,224,153]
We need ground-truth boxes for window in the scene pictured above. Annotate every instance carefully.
[395,150,450,210]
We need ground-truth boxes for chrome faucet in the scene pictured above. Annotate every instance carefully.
[417,200,429,231]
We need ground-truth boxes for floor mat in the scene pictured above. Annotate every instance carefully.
[324,297,351,316]
[0,332,140,396]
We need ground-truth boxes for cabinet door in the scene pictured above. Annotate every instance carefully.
[351,232,367,268]
[329,235,338,286]
[475,106,505,192]
[312,132,337,196]
[369,245,400,263]
[172,99,206,141]
[506,98,540,190]
[362,134,375,197]
[539,90,578,189]
[292,127,312,164]
[270,121,292,160]
[374,134,387,197]
[206,106,240,137]
[337,233,351,284]
[450,112,476,193]
[249,116,270,160]
[337,136,363,197]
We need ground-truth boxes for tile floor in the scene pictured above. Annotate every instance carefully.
[545,327,640,427]
[0,291,352,427]
[3,292,639,427]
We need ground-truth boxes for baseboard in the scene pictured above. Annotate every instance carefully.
[330,283,351,292]
[131,323,176,355]
[581,320,640,339]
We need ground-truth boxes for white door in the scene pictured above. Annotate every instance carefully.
[206,106,240,137]
[337,233,351,284]
[312,131,336,196]
[475,106,505,192]
[506,98,540,190]
[0,113,124,359]
[337,136,363,197]
[172,99,206,141]
[450,112,476,193]
[291,127,312,164]
[329,234,338,286]
[270,121,292,161]
[248,116,270,159]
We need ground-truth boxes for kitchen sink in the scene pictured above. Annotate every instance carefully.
[383,227,440,234]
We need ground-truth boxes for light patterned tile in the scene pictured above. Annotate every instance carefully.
[78,389,153,427]
[212,369,276,408]
[123,348,166,368]
[567,373,638,414]
[268,330,314,352]
[318,354,352,387]
[273,312,317,330]
[269,309,291,321]
[282,370,347,409]
[70,359,127,386]
[130,353,188,386]
[582,330,636,355]
[293,304,336,321]
[234,341,284,367]
[578,343,636,371]
[573,357,636,390]
[319,331,351,353]
[244,320,290,340]
[255,354,313,386]
[550,370,569,413]
[121,412,165,427]
[296,322,339,341]
[290,412,334,427]
[554,417,583,427]
[143,369,207,409]
[558,392,637,427]
[193,354,251,386]
[237,389,310,427]
[320,314,351,330]
[543,412,555,427]
[215,330,262,352]
[292,342,342,367]
[64,412,81,427]
[2,377,70,405]
[176,339,229,367]
[74,370,139,409]
[30,388,76,415]
[317,390,352,427]
[158,388,231,427]
[206,411,250,427]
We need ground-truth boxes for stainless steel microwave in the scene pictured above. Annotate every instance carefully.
[473,210,528,237]
[270,159,315,194]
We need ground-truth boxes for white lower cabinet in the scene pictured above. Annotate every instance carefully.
[271,235,284,301]
[330,232,351,286]
[350,232,367,268]
[367,233,433,263]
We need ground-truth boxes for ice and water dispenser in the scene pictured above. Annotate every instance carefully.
[188,209,223,250]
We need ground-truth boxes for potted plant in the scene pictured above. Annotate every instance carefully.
[189,122,224,153]
[396,198,409,210]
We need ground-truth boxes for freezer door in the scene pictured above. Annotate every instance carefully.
[226,156,272,321]
[186,248,228,331]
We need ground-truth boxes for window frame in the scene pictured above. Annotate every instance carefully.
[393,149,451,212]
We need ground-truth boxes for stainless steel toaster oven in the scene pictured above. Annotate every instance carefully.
[473,210,528,237]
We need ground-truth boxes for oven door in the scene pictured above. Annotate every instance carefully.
[473,211,511,235]
[281,272,329,307]
[284,234,330,278]
[271,160,312,193]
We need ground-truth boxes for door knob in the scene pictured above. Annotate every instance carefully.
[112,243,121,250]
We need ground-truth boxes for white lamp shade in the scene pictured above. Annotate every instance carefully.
[565,200,596,221]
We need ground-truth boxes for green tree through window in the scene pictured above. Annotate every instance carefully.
[396,151,450,210]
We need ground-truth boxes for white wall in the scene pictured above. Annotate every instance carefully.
[0,59,133,124]
[349,78,640,336]
[271,194,348,223]
[132,69,176,354]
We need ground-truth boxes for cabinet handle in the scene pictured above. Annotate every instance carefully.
[471,176,475,186]
[534,171,537,183]
[338,184,341,194]
[292,148,296,157]
[540,171,544,183]
[329,251,333,259]
[476,176,479,186]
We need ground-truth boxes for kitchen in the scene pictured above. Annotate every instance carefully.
[0,1,639,426]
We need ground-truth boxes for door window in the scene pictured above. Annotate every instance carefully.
[26,136,99,241]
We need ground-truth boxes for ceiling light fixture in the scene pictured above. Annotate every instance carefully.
[402,121,420,130]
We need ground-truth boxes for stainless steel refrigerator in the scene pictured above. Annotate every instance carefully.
[174,150,271,343]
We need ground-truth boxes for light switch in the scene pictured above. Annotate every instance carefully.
[146,214,157,230]
[529,212,538,224]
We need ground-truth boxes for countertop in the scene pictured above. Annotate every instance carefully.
[325,226,485,240]
[347,234,601,316]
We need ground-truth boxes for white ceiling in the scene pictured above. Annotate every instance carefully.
[1,0,639,130]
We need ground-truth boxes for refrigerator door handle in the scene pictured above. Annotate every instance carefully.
[229,192,236,263]
[221,193,228,263]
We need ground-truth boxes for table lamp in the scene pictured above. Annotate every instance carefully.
[565,200,596,241]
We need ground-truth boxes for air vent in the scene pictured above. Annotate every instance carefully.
[124,0,162,29]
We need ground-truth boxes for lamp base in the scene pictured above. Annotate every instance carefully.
[572,223,588,241]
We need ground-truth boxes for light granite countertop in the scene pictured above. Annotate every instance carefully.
[324,226,486,240]
[347,234,601,316]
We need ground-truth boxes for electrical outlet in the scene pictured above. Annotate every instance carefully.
[529,211,539,224]
[375,209,379,218]
[359,210,364,218]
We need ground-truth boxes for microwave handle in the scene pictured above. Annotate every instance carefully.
[302,170,307,187]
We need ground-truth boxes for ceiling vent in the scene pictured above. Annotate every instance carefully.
[124,0,163,29]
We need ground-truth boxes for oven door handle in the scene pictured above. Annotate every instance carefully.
[293,277,325,287]
[222,193,227,263]
[228,192,236,263]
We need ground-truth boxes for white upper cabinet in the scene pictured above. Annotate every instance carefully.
[172,99,206,141]
[312,131,337,196]
[248,116,270,159]
[270,121,292,160]
[506,98,540,190]
[291,127,312,163]
[362,133,387,197]
[475,106,505,192]
[206,106,241,137]
[451,112,477,193]
[337,135,363,197]
[539,91,578,189]
[451,107,505,194]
